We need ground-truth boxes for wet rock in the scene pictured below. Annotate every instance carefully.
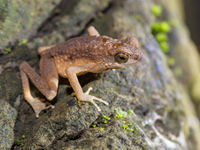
[0,100,17,150]
[0,0,62,52]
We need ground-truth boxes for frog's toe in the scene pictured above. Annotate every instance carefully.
[78,87,109,111]
[91,96,109,106]
[30,97,54,118]
[83,95,109,111]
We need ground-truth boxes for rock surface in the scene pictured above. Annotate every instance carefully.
[159,0,200,118]
[0,0,61,52]
[0,0,200,150]
[0,100,17,150]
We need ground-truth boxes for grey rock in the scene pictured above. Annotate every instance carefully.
[0,0,200,150]
[0,0,62,52]
[0,100,17,150]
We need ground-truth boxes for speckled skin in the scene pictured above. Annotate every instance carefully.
[19,26,142,117]
[40,35,141,75]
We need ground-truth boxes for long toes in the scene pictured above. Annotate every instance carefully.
[34,105,54,118]
[35,112,40,118]
[90,100,101,111]
[85,87,93,95]
[92,96,109,105]
[46,105,55,109]
[34,107,46,118]
[32,98,54,118]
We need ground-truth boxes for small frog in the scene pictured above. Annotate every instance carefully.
[19,26,142,118]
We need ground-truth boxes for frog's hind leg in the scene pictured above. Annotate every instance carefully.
[19,58,58,118]
[87,26,100,36]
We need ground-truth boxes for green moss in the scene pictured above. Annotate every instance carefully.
[160,21,171,33]
[128,109,134,115]
[122,124,128,130]
[150,5,172,61]
[18,39,28,46]
[127,123,132,126]
[115,113,124,119]
[21,135,26,139]
[103,120,108,124]
[102,115,111,124]
[103,115,111,120]
[114,107,127,119]
[99,127,104,131]
[155,33,168,42]
[122,120,135,132]
[152,22,161,33]
[152,22,171,33]
[159,42,169,53]
[167,57,175,66]
[5,47,11,54]
[15,139,24,146]
[128,128,134,132]
[151,5,162,17]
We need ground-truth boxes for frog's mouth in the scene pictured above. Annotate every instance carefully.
[106,63,125,69]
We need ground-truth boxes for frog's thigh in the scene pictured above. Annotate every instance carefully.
[40,57,59,99]
[87,26,100,36]
[20,59,58,101]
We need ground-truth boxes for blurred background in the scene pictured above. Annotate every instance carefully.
[183,0,200,53]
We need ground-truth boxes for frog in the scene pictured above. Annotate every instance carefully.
[19,26,142,118]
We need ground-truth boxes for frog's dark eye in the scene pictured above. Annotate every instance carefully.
[114,52,129,64]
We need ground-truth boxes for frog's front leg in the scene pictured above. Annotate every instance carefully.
[19,57,58,117]
[66,66,108,111]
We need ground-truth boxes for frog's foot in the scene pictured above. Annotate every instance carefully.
[28,97,54,118]
[81,87,109,111]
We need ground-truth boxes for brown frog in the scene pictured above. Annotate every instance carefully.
[19,26,142,118]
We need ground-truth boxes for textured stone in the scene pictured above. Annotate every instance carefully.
[0,100,17,150]
[0,0,61,52]
[0,0,199,150]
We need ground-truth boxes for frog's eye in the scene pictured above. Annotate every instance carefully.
[114,52,129,64]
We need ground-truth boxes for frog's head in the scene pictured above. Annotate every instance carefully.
[106,37,142,69]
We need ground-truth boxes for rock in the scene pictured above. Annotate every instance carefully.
[23,0,200,150]
[0,0,199,150]
[0,0,62,53]
[160,0,200,118]
[0,100,17,150]
[28,0,112,49]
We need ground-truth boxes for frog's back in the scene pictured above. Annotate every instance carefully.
[42,36,104,57]
[40,35,115,63]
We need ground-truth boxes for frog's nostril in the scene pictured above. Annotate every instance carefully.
[133,55,139,60]
[134,53,142,61]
